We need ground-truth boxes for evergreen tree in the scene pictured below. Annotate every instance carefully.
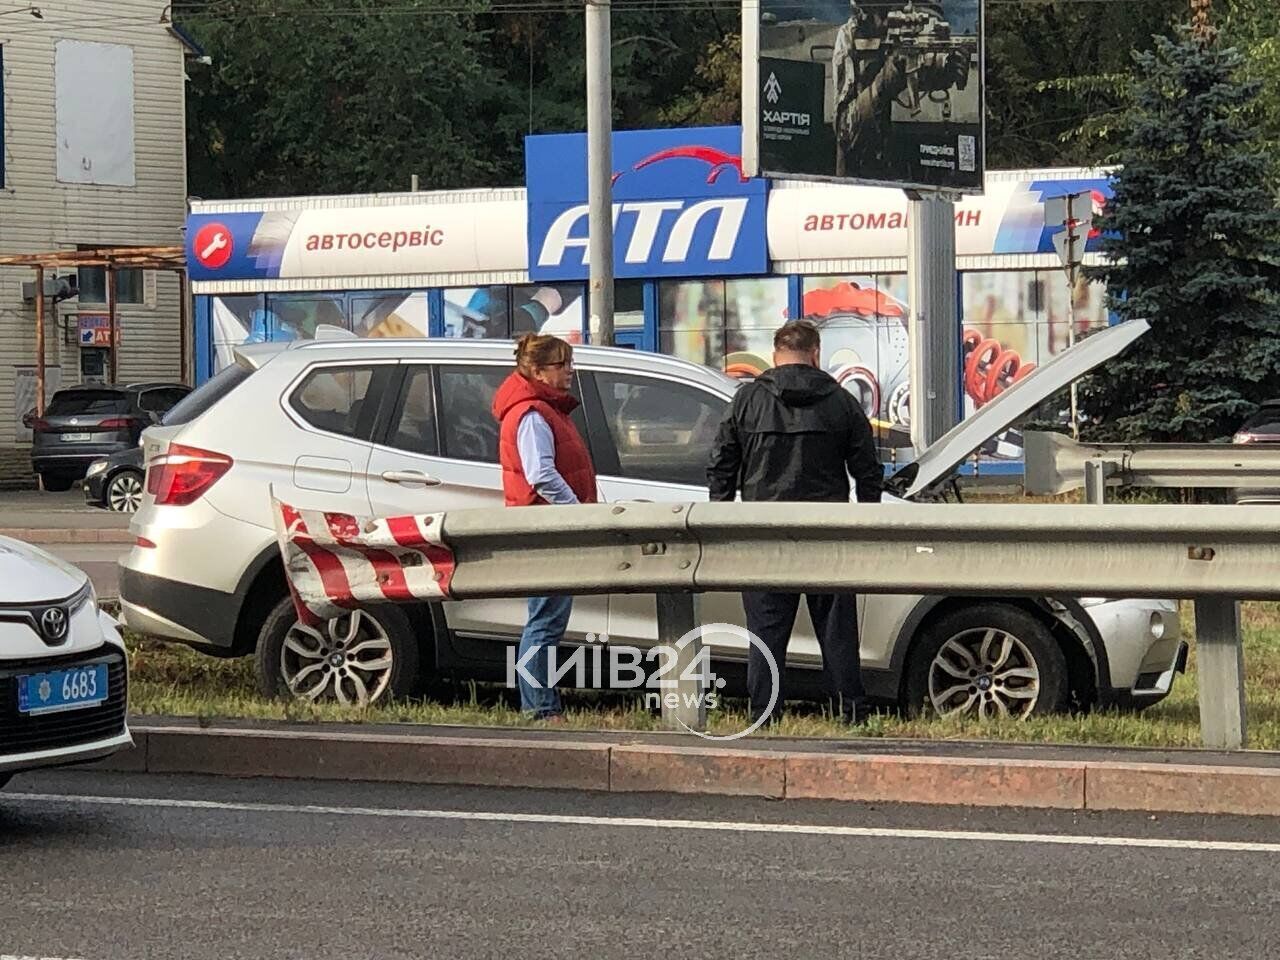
[1079,20,1280,442]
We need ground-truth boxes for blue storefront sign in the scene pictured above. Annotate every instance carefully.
[525,126,769,281]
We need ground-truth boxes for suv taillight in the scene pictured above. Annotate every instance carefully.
[146,443,233,506]
[96,417,138,431]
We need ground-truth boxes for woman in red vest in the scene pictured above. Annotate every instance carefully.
[492,333,598,721]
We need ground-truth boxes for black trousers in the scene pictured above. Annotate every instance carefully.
[743,591,866,723]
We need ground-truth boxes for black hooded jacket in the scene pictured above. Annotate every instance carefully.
[707,364,884,504]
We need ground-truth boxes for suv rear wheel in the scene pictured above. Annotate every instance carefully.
[254,597,420,706]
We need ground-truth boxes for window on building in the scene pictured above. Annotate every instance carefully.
[77,266,145,305]
[55,40,136,186]
[657,277,787,377]
[263,294,349,340]
[444,285,587,340]
[0,46,6,190]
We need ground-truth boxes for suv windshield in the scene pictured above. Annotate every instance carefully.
[162,364,253,427]
[46,390,129,416]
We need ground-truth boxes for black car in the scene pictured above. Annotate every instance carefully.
[1232,400,1280,503]
[1233,400,1280,444]
[83,446,145,513]
[31,382,190,491]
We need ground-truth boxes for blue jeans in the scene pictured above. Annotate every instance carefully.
[517,595,573,718]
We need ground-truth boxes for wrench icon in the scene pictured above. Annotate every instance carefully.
[200,231,229,260]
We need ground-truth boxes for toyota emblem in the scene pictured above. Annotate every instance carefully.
[40,607,68,642]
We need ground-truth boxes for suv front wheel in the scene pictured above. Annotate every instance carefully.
[254,597,420,707]
[904,604,1068,720]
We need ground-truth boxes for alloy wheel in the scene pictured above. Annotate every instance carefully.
[107,473,144,512]
[927,627,1041,719]
[279,610,394,706]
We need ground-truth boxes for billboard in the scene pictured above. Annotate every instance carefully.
[746,0,985,192]
[525,126,768,281]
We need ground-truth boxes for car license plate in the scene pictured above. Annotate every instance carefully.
[61,432,92,442]
[17,664,109,715]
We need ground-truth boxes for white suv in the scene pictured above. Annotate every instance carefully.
[120,323,1186,718]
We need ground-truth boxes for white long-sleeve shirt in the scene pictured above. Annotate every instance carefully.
[515,410,579,505]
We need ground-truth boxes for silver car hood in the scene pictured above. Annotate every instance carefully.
[889,318,1151,500]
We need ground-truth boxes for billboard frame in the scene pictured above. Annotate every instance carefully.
[741,0,987,196]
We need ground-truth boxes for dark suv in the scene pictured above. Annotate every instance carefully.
[31,383,190,491]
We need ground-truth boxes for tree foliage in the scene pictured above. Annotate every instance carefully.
[1079,23,1280,442]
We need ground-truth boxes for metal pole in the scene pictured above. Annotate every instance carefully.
[34,266,45,419]
[1083,457,1109,505]
[1066,193,1080,440]
[585,0,615,347]
[907,194,960,453]
[1194,598,1247,749]
[177,270,190,385]
[107,266,118,384]
[656,592,705,732]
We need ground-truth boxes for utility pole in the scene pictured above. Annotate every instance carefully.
[906,194,960,453]
[585,0,615,346]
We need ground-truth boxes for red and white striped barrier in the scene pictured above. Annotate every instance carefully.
[271,496,455,625]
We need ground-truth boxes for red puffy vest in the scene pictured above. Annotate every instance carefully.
[492,371,598,507]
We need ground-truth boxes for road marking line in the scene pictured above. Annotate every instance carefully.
[6,791,1279,854]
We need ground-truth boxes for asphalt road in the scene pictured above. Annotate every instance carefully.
[2,771,1279,960]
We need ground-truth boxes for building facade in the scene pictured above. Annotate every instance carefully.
[0,0,192,483]
[187,126,1114,475]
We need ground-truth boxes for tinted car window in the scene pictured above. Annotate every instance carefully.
[47,390,128,416]
[436,366,508,462]
[594,372,727,486]
[385,367,439,457]
[290,365,379,439]
[163,364,252,426]
[436,365,589,464]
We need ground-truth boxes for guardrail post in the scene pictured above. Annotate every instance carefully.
[656,592,705,733]
[1084,458,1111,505]
[1194,598,1247,750]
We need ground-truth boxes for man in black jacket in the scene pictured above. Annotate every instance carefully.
[707,319,883,724]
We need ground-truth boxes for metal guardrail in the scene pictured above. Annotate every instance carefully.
[1024,431,1280,495]
[419,501,1278,748]
[440,502,1280,601]
[282,499,1276,748]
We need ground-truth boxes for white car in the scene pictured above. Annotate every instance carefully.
[0,538,130,788]
[119,320,1186,718]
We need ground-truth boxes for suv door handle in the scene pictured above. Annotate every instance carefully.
[380,470,443,487]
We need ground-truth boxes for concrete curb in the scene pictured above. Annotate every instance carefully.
[96,724,1280,816]
[0,527,133,544]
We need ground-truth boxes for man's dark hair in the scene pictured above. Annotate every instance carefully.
[774,319,821,353]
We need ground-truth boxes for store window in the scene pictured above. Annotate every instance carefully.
[444,284,587,341]
[615,280,645,329]
[262,293,349,341]
[657,278,787,376]
[802,273,910,458]
[352,291,429,338]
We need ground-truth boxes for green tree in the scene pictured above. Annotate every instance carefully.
[179,0,508,198]
[1078,22,1280,442]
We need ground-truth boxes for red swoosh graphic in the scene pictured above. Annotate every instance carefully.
[611,145,749,185]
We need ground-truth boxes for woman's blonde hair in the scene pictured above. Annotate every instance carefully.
[514,332,573,378]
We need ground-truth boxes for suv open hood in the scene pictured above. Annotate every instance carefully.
[887,318,1150,500]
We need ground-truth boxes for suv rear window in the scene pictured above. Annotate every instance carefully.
[46,390,129,416]
[162,364,252,427]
